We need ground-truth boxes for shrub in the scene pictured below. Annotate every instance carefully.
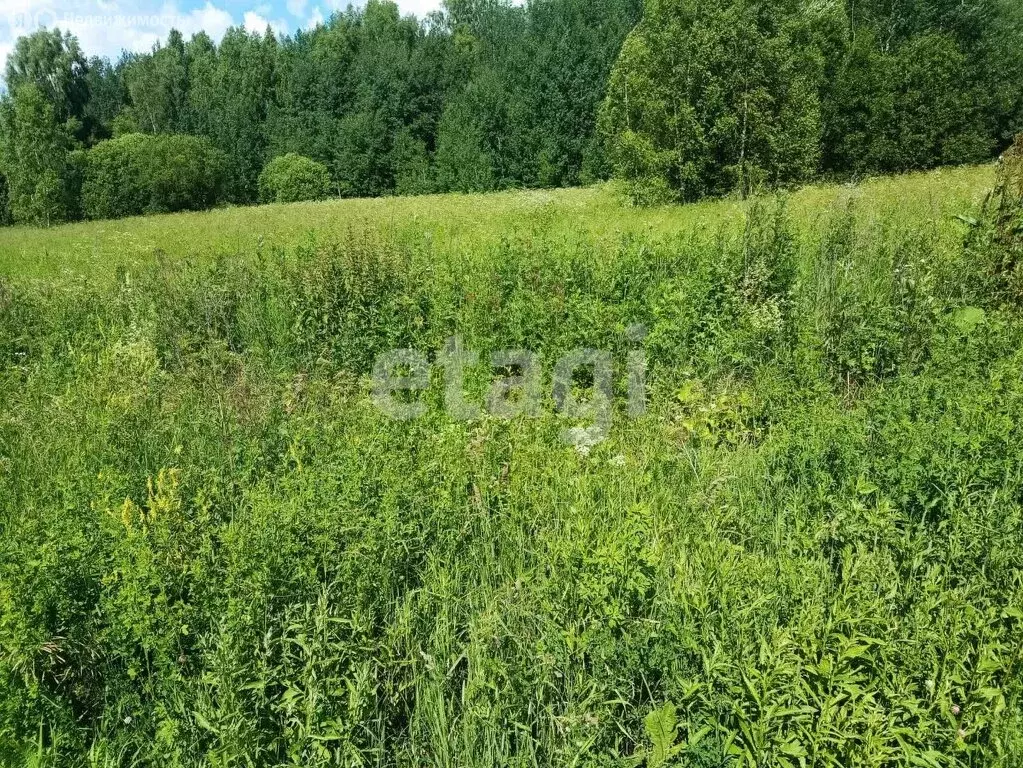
[258,154,332,204]
[607,130,678,206]
[81,133,228,220]
[988,135,1023,299]
[0,173,10,226]
[996,136,1023,239]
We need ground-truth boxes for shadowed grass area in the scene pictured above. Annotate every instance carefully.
[2,164,1022,767]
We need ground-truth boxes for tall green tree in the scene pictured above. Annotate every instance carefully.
[600,0,828,202]
[0,84,79,225]
[442,0,534,187]
[122,30,190,135]
[4,29,90,140]
[82,57,126,144]
[332,1,421,197]
[205,27,278,202]
[434,79,500,192]
[894,33,991,168]
[521,0,642,186]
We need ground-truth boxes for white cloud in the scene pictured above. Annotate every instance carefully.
[243,9,286,34]
[2,1,237,66]
[306,6,325,28]
[175,2,235,40]
[286,0,308,18]
[65,3,235,59]
[243,11,270,32]
[5,0,43,24]
[393,0,442,17]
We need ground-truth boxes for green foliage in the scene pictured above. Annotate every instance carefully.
[0,168,1022,765]
[4,29,90,133]
[80,133,227,220]
[258,153,332,204]
[434,89,499,193]
[0,1,644,214]
[633,703,684,767]
[0,84,79,226]
[391,129,433,196]
[824,32,993,173]
[600,0,826,202]
[121,30,189,136]
[2,0,1019,218]
[81,57,123,144]
[967,134,1023,301]
[524,0,644,187]
[603,0,1023,203]
[0,174,10,226]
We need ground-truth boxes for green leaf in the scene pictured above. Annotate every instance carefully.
[644,702,679,768]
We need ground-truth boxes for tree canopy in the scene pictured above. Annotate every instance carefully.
[601,0,1023,202]
[0,0,1020,224]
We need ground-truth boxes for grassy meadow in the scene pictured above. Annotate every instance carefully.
[2,165,1023,767]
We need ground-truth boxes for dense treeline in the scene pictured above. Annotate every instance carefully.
[0,0,1021,225]
[602,0,1023,202]
[0,0,642,225]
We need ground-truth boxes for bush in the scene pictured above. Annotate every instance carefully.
[81,133,228,220]
[969,134,1023,302]
[258,154,332,204]
[0,173,10,226]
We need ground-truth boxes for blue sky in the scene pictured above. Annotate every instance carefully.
[1,0,447,71]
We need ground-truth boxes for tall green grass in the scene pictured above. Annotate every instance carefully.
[1,165,1022,766]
